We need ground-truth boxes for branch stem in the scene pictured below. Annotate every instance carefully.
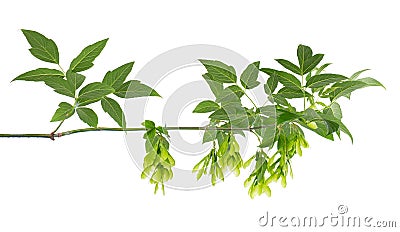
[301,75,306,110]
[0,125,268,140]
[58,64,66,75]
[240,86,258,109]
[52,119,65,134]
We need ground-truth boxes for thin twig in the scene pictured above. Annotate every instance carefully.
[0,125,270,140]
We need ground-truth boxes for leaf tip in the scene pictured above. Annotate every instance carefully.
[20,29,30,34]
[151,90,161,98]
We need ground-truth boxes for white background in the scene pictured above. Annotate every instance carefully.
[0,0,399,231]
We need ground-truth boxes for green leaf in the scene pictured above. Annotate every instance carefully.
[253,115,276,148]
[297,44,313,73]
[114,80,160,98]
[259,105,275,117]
[44,71,85,98]
[316,112,340,135]
[142,120,155,130]
[305,72,313,82]
[259,68,276,76]
[316,63,332,75]
[13,68,64,82]
[277,110,300,124]
[329,81,368,101]
[264,72,278,95]
[209,109,229,120]
[302,54,324,74]
[77,107,98,127]
[69,39,108,72]
[50,102,74,122]
[199,59,237,83]
[21,29,59,64]
[215,87,242,109]
[357,77,385,89]
[261,68,301,89]
[213,106,248,124]
[226,85,244,98]
[102,62,134,89]
[44,77,74,98]
[297,44,324,75]
[228,108,251,128]
[306,73,348,88]
[101,97,126,127]
[203,126,217,143]
[271,94,290,106]
[337,121,353,143]
[349,69,370,80]
[193,100,220,113]
[156,126,169,136]
[276,71,302,89]
[342,74,383,99]
[277,87,310,99]
[328,102,342,119]
[319,111,353,142]
[77,82,114,106]
[240,61,260,89]
[281,176,287,188]
[303,108,320,122]
[275,59,301,75]
[203,73,223,98]
[302,109,338,138]
[66,70,85,95]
